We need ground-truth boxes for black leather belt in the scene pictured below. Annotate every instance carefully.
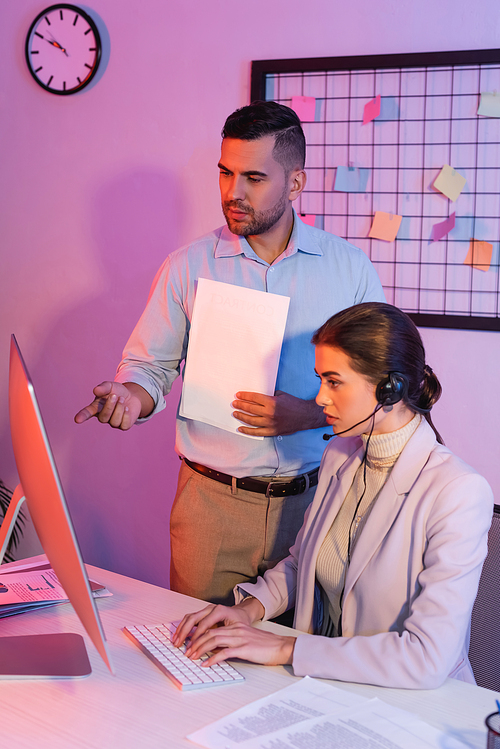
[184,459,319,498]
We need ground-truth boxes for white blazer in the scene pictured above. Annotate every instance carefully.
[236,419,494,689]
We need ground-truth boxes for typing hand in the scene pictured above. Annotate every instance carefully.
[184,622,296,668]
[74,381,143,430]
[172,602,258,650]
[232,390,326,437]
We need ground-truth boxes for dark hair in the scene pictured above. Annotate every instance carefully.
[222,100,306,173]
[312,302,444,444]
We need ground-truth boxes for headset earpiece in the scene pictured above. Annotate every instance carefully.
[323,372,409,441]
[375,372,408,407]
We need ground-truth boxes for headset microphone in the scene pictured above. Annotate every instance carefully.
[323,404,383,440]
[322,372,409,441]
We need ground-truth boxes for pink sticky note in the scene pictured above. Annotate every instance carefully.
[291,96,316,122]
[300,214,316,227]
[464,239,493,271]
[363,95,381,125]
[368,211,402,242]
[431,213,456,243]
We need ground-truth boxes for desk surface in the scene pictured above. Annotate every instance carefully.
[0,559,497,749]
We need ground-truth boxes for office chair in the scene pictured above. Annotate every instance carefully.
[469,504,500,691]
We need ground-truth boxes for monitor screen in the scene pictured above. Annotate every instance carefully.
[6,334,113,675]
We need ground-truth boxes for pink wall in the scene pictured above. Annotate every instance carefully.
[1,0,499,585]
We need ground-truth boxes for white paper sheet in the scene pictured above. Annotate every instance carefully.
[179,279,290,438]
[187,677,369,748]
[187,678,469,749]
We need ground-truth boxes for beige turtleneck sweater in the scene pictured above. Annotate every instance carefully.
[316,413,421,637]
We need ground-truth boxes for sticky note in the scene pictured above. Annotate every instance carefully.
[363,94,381,125]
[377,96,400,121]
[291,96,316,122]
[300,214,316,227]
[334,165,370,193]
[431,213,456,243]
[478,92,500,118]
[464,239,493,271]
[433,165,467,202]
[368,211,402,242]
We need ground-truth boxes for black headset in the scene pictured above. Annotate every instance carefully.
[375,372,408,408]
[322,371,410,441]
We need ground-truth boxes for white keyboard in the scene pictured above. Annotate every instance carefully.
[123,621,245,691]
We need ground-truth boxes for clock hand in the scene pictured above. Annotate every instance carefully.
[45,36,69,56]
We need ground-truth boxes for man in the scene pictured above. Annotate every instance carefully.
[76,101,385,604]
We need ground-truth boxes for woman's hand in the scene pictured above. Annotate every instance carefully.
[172,598,295,667]
[172,597,265,649]
[185,622,296,668]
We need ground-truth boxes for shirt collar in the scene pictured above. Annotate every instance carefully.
[214,209,324,262]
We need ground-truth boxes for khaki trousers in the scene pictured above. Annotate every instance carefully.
[169,460,317,605]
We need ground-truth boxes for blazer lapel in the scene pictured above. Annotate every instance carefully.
[343,419,437,600]
[295,444,364,630]
[310,445,365,550]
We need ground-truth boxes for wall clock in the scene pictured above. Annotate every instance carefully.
[25,4,102,95]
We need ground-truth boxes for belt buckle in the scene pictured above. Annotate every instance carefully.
[265,474,309,498]
[266,479,285,498]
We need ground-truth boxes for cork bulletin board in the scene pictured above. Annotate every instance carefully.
[251,49,500,331]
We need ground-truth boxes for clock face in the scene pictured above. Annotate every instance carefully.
[25,4,102,95]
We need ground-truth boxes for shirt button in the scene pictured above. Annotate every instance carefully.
[277,435,283,441]
[269,267,274,272]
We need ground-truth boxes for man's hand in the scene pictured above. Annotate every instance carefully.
[74,381,154,430]
[232,391,327,437]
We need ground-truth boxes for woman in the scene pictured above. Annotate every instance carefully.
[173,303,493,689]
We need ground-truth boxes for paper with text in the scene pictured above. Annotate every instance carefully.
[188,680,468,749]
[187,677,369,748]
[180,279,290,438]
[0,569,69,605]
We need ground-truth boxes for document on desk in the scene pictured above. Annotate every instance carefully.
[0,564,111,617]
[187,676,469,749]
[0,568,71,605]
[187,677,368,748]
[180,279,290,439]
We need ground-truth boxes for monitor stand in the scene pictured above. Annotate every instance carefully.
[0,485,91,678]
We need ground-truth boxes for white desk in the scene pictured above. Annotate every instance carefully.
[0,559,496,748]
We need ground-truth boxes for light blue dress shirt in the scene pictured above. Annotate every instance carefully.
[115,212,385,477]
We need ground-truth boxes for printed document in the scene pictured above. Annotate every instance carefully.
[187,677,469,749]
[0,562,110,617]
[180,279,290,438]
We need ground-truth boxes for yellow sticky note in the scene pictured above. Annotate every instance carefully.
[433,165,467,202]
[464,239,493,272]
[368,211,402,242]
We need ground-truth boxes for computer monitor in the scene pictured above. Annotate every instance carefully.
[0,335,113,677]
